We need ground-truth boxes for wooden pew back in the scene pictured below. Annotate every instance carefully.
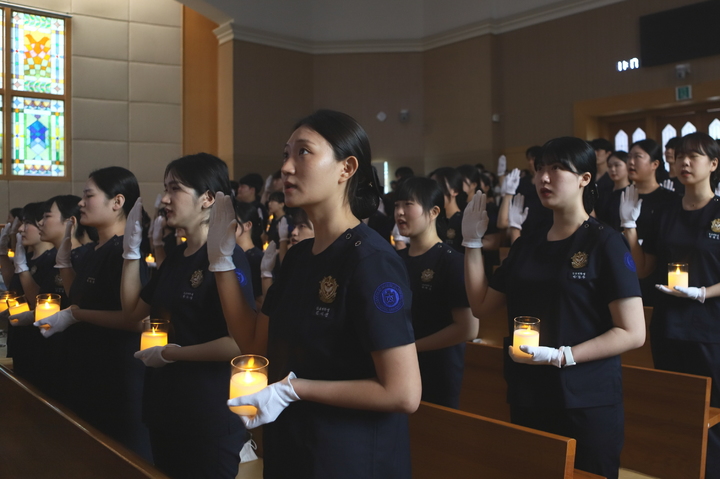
[459,342,510,421]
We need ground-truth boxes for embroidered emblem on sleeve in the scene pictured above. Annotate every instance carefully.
[235,268,247,286]
[318,276,338,304]
[373,282,404,313]
[711,219,720,233]
[624,252,636,272]
[421,269,434,283]
[190,270,204,288]
[571,251,588,269]
[446,228,456,240]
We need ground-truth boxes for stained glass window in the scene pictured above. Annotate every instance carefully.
[681,122,697,136]
[12,97,64,177]
[615,130,628,152]
[710,119,720,140]
[11,12,65,95]
[632,128,646,143]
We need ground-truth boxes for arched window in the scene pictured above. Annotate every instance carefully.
[661,124,677,171]
[709,119,720,140]
[632,128,646,143]
[615,130,629,152]
[681,121,697,136]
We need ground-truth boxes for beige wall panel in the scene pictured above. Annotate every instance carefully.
[129,0,182,27]
[130,63,182,104]
[129,103,181,143]
[138,182,165,208]
[129,23,181,65]
[129,143,182,183]
[313,52,424,178]
[72,15,129,61]
[17,0,70,12]
[73,57,128,101]
[72,0,128,20]
[9,181,72,208]
[72,140,129,180]
[73,99,129,142]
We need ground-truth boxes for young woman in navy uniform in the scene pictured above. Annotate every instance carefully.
[234,201,264,307]
[431,166,467,253]
[622,132,720,479]
[394,176,477,408]
[213,110,421,479]
[463,137,645,479]
[121,154,254,479]
[34,167,152,461]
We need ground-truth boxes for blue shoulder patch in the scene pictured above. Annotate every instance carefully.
[235,268,247,286]
[624,252,636,273]
[373,282,404,313]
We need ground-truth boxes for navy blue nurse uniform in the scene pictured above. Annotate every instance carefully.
[399,242,469,408]
[140,243,254,479]
[642,196,720,479]
[489,217,641,479]
[243,245,263,303]
[261,222,415,479]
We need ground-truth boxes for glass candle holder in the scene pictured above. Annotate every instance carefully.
[513,316,540,358]
[0,290,16,313]
[140,319,169,350]
[229,355,269,416]
[35,293,61,322]
[8,295,29,315]
[668,263,689,290]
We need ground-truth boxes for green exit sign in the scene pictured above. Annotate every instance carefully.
[676,85,692,101]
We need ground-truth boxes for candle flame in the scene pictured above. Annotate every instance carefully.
[151,325,158,334]
[247,356,255,368]
[675,266,682,274]
[243,370,254,383]
[43,302,51,309]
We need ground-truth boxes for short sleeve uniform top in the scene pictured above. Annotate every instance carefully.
[643,196,720,343]
[139,243,254,434]
[490,217,641,409]
[261,222,415,479]
[445,211,464,253]
[399,242,470,408]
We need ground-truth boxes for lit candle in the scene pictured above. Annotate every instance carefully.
[146,253,155,263]
[229,355,269,416]
[35,298,60,322]
[8,297,29,315]
[7,249,14,258]
[513,316,540,359]
[668,263,689,290]
[0,291,14,313]
[140,318,169,350]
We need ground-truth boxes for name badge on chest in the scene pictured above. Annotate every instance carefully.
[315,276,338,319]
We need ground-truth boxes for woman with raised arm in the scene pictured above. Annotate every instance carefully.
[463,137,645,479]
[211,109,421,478]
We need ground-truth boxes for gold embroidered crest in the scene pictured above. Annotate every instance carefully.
[711,219,720,233]
[571,251,588,269]
[421,269,434,283]
[446,228,456,239]
[190,270,204,288]
[30,265,37,276]
[54,274,63,287]
[318,276,338,304]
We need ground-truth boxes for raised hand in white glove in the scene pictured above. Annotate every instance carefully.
[508,194,529,230]
[508,345,563,368]
[461,193,489,249]
[34,307,78,338]
[655,284,706,303]
[151,216,165,247]
[277,217,289,243]
[391,224,410,246]
[715,184,720,197]
[123,198,143,260]
[497,155,507,177]
[0,221,12,255]
[661,179,675,192]
[55,220,74,269]
[619,184,642,229]
[207,192,238,272]
[134,344,180,368]
[13,233,28,273]
[501,169,521,196]
[261,242,278,278]
[9,217,21,236]
[9,310,35,327]
[228,372,300,429]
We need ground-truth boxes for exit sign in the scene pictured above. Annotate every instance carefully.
[676,85,692,101]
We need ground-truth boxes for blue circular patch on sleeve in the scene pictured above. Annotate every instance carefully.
[373,282,404,313]
[624,252,636,272]
[235,268,247,286]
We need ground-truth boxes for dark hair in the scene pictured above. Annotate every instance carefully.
[238,173,264,201]
[234,201,261,237]
[22,202,46,227]
[89,167,141,219]
[526,146,543,167]
[294,110,380,219]
[272,170,282,180]
[395,166,414,180]
[291,207,311,228]
[10,207,22,219]
[665,137,680,150]
[457,164,481,190]
[478,172,494,193]
[396,176,448,239]
[608,150,629,163]
[45,195,95,242]
[537,137,598,214]
[630,139,665,182]
[676,132,720,190]
[268,191,285,204]
[431,166,468,211]
[166,153,232,200]
[590,138,613,152]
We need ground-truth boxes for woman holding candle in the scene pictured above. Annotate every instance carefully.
[394,176,477,408]
[121,153,254,479]
[621,132,720,479]
[213,110,421,479]
[463,137,645,479]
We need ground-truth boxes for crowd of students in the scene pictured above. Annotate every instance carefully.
[1,109,718,479]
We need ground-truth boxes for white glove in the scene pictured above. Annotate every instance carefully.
[277,217,289,243]
[122,198,143,260]
[207,192,238,272]
[391,224,410,245]
[461,193,489,248]
[34,307,78,338]
[9,217,20,236]
[497,155,507,176]
[715,184,720,197]
[9,310,35,327]
[0,222,12,255]
[55,220,73,269]
[508,194,529,230]
[619,184,642,229]
[13,233,28,273]
[261,242,278,278]
[133,344,179,368]
[656,284,706,303]
[500,169,521,196]
[508,345,563,368]
[661,179,675,192]
[151,216,165,247]
[228,372,300,429]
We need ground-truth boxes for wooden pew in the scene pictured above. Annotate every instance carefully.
[410,401,603,478]
[0,365,168,479]
[459,342,720,478]
[620,307,653,368]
